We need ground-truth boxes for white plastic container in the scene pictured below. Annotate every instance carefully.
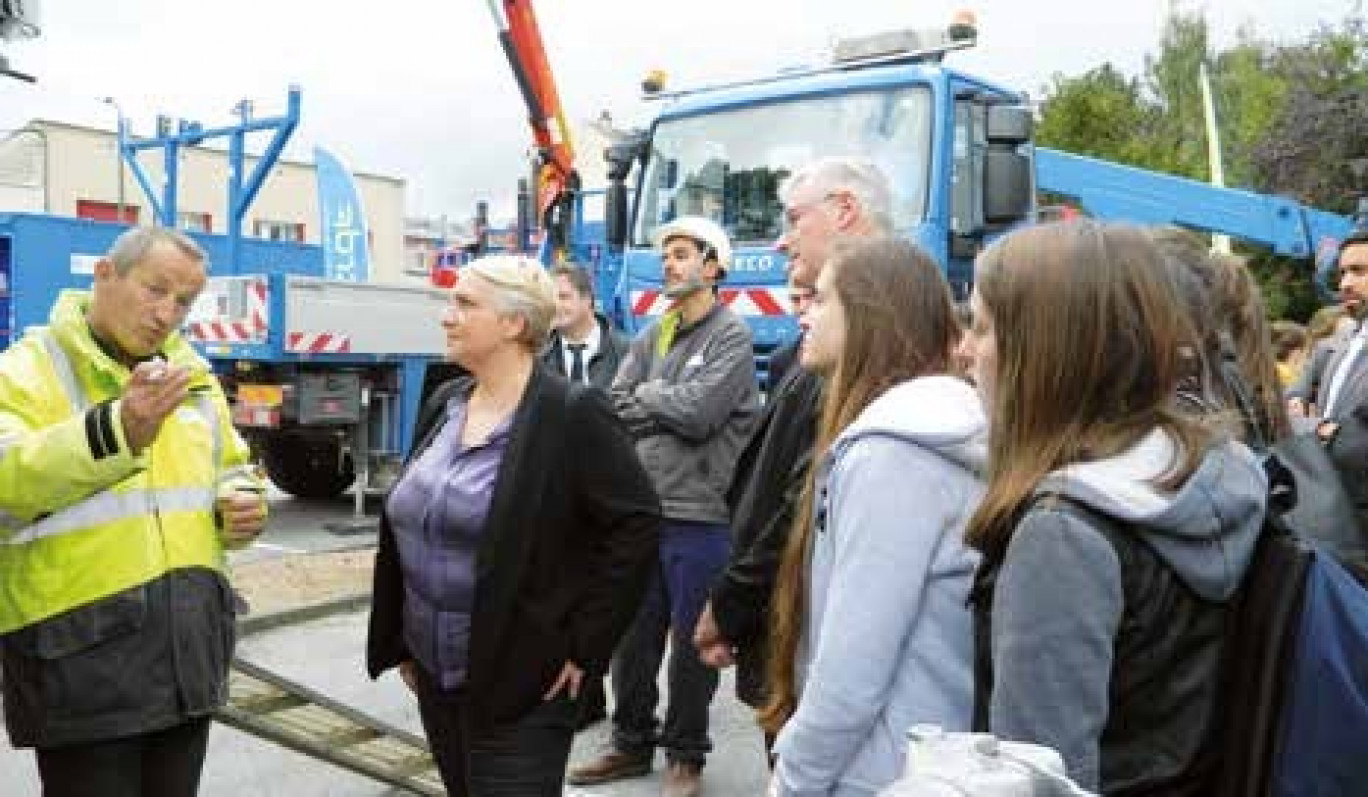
[877,725,1095,796]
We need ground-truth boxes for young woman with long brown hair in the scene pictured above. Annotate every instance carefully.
[1147,226,1289,448]
[760,237,984,796]
[964,221,1267,794]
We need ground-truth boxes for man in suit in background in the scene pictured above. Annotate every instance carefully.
[761,278,814,396]
[541,263,632,730]
[543,264,629,391]
[1301,230,1368,433]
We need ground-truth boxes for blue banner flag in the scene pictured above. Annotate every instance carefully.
[314,146,370,282]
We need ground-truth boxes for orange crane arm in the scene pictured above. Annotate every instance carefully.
[487,0,576,220]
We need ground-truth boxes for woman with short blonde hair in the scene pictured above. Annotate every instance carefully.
[368,255,661,795]
[965,221,1266,792]
[461,255,558,351]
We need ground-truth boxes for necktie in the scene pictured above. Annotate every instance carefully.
[567,343,587,383]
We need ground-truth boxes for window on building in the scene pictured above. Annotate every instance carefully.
[405,249,431,276]
[253,219,305,242]
[178,211,212,233]
[76,200,139,225]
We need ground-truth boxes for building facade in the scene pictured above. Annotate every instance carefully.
[0,120,415,284]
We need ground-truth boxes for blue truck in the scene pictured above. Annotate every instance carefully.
[2,15,1359,501]
[0,211,455,501]
[568,17,1356,384]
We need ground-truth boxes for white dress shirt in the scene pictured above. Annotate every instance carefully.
[1322,323,1368,419]
[560,322,601,384]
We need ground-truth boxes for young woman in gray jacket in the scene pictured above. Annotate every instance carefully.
[964,222,1266,794]
[760,237,985,796]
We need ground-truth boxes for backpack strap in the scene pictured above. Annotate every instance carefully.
[1209,515,1314,796]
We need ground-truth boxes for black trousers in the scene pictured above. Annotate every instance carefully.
[611,522,729,766]
[412,666,577,796]
[33,718,212,797]
[575,675,608,727]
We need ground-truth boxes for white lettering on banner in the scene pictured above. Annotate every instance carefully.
[329,203,364,282]
[730,254,778,273]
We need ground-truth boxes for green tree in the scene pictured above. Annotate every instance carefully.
[1036,64,1155,164]
[1211,31,1290,188]
[1251,13,1368,214]
[1246,12,1368,320]
[1035,8,1216,177]
[1143,10,1212,180]
[1035,6,1368,319]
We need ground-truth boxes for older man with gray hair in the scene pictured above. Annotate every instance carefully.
[694,156,896,743]
[0,226,267,797]
[773,156,895,291]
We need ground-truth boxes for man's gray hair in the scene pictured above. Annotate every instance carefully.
[779,156,894,233]
[106,227,207,275]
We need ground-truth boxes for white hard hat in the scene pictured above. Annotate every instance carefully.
[652,216,732,276]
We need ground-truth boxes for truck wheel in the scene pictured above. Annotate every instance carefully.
[261,432,355,499]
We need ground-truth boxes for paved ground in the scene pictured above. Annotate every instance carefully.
[0,489,770,795]
[0,609,769,795]
[230,485,383,565]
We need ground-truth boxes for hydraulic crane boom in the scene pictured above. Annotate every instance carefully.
[486,0,578,258]
[1036,147,1355,269]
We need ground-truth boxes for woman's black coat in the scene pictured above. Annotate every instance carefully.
[367,366,661,725]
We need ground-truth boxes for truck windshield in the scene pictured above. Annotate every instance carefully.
[633,86,932,248]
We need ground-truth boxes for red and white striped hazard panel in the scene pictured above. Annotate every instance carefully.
[631,287,790,318]
[286,332,353,354]
[185,277,269,344]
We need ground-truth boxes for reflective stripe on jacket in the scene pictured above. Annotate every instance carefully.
[0,289,262,634]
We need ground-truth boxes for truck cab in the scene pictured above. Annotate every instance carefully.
[609,20,1034,371]
[603,15,1355,376]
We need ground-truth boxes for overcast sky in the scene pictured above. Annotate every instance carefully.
[0,0,1358,223]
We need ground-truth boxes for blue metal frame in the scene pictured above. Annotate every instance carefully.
[119,87,302,275]
[0,209,440,462]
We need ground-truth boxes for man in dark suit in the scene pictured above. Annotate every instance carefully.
[542,264,631,730]
[541,263,632,727]
[1297,230,1368,431]
[542,264,629,391]
[761,280,813,396]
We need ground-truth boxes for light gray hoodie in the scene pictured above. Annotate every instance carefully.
[774,375,985,797]
[988,429,1267,789]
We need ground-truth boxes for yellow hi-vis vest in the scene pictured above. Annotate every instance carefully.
[0,290,263,634]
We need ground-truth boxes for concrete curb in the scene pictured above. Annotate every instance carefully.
[237,590,372,637]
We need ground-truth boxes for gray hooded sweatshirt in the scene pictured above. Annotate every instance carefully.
[774,376,986,797]
[988,430,1267,790]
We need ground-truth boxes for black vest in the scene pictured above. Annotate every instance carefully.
[970,497,1227,796]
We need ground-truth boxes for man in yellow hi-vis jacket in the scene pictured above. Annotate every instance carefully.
[0,227,267,797]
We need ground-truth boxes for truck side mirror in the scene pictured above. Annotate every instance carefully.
[983,105,1033,224]
[662,159,679,190]
[606,183,629,250]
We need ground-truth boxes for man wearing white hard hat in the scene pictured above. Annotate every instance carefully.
[569,216,758,796]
